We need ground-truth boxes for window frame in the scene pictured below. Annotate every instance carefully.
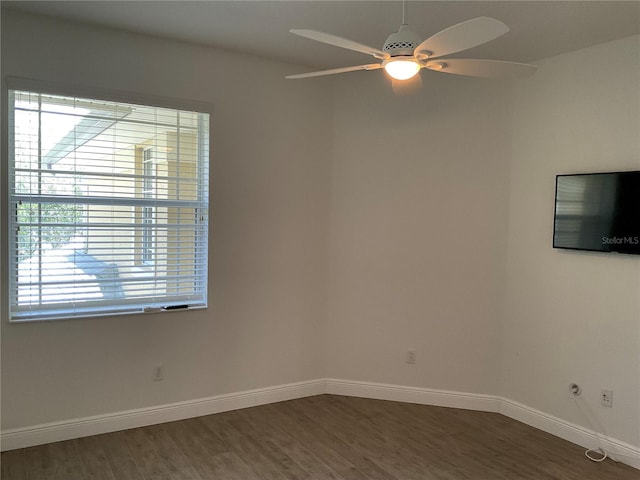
[2,77,213,323]
[141,147,156,267]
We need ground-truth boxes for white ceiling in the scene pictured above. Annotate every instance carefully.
[4,1,640,70]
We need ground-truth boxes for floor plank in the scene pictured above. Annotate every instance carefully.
[199,410,289,480]
[1,449,27,480]
[2,395,637,480]
[74,435,118,480]
[137,424,203,480]
[123,427,174,480]
[99,431,144,480]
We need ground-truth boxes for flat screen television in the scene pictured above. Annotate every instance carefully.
[553,171,640,255]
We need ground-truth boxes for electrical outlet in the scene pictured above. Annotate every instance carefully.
[406,349,416,364]
[153,364,164,381]
[601,389,613,407]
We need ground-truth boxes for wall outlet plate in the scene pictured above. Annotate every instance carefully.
[153,364,164,381]
[601,389,613,407]
[406,349,416,364]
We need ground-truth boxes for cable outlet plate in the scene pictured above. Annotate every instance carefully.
[601,389,613,407]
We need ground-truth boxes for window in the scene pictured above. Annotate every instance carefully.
[8,88,210,321]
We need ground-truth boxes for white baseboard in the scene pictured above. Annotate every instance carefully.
[0,378,326,452]
[500,397,640,470]
[325,378,500,412]
[324,379,638,470]
[2,378,638,470]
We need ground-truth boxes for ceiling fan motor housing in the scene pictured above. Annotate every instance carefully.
[383,25,422,56]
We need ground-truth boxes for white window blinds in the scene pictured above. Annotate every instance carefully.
[8,89,210,321]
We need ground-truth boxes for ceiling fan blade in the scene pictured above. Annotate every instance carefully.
[425,59,537,78]
[286,64,382,79]
[291,29,388,59]
[414,17,508,58]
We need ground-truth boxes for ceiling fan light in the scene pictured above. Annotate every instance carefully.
[384,59,420,80]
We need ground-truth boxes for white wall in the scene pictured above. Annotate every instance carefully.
[1,10,333,429]
[502,35,640,446]
[324,35,640,449]
[325,73,513,394]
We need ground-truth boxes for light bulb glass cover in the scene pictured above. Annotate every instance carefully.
[384,59,421,80]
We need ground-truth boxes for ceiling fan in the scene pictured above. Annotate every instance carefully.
[286,3,536,82]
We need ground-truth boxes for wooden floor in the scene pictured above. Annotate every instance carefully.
[2,395,637,479]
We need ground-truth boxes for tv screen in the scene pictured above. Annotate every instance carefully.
[553,171,640,255]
